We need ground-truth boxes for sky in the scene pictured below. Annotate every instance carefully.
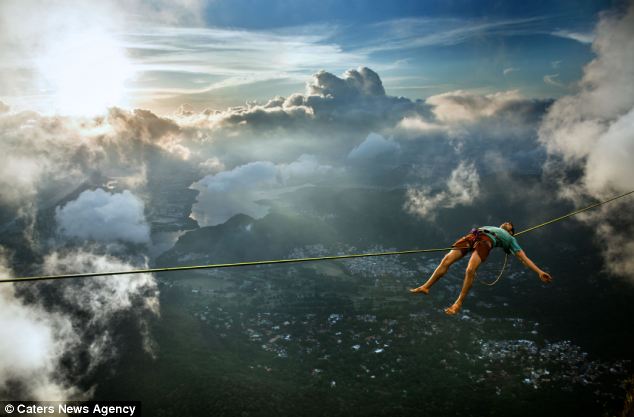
[0,0,633,403]
[0,0,622,115]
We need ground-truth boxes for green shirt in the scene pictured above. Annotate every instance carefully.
[479,226,522,255]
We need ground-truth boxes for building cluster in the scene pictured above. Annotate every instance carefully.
[156,247,631,400]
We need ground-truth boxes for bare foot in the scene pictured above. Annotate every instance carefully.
[409,286,429,295]
[444,304,461,315]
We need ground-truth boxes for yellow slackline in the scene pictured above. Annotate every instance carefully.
[1,189,633,284]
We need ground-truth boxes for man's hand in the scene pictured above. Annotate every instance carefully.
[516,251,552,283]
[539,271,552,283]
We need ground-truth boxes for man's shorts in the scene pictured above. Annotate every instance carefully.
[452,233,493,262]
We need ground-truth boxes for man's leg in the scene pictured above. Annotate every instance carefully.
[444,250,483,315]
[410,248,465,294]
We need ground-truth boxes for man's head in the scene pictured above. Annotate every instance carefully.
[500,221,515,235]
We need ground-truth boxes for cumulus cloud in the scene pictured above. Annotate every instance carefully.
[177,67,417,136]
[55,189,150,244]
[539,3,634,278]
[199,157,226,174]
[154,68,548,206]
[426,90,537,123]
[412,89,551,156]
[190,155,336,226]
[108,108,190,159]
[157,67,430,176]
[0,249,80,400]
[0,247,158,400]
[392,116,447,139]
[0,95,170,400]
[41,251,159,326]
[348,133,400,160]
[0,113,88,209]
[0,111,90,207]
[306,67,386,98]
[0,289,78,400]
[174,68,550,175]
[160,67,548,188]
[404,161,480,220]
[0,105,193,238]
[0,66,547,235]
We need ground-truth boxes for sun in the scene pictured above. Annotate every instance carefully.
[37,30,134,116]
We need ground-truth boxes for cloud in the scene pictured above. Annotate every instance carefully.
[172,68,547,188]
[359,16,550,54]
[583,108,634,192]
[393,116,447,138]
[190,155,336,227]
[126,24,363,99]
[171,67,420,166]
[0,249,80,400]
[404,161,480,220]
[543,73,564,87]
[551,29,595,44]
[0,247,158,400]
[307,67,385,97]
[0,66,546,235]
[503,67,519,76]
[0,67,414,242]
[107,107,189,159]
[348,133,400,160]
[0,111,99,209]
[55,189,151,244]
[40,249,159,377]
[0,107,187,251]
[41,250,159,327]
[199,157,226,174]
[118,0,206,25]
[190,162,278,227]
[108,108,180,141]
[427,90,529,123]
[185,67,416,130]
[0,101,9,113]
[0,106,190,226]
[539,3,634,278]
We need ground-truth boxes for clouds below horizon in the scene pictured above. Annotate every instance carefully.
[426,90,543,124]
[348,133,400,161]
[55,189,151,244]
[0,101,176,401]
[0,254,78,400]
[404,161,480,221]
[190,154,337,227]
[0,248,158,400]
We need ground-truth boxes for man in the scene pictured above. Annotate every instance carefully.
[410,222,552,315]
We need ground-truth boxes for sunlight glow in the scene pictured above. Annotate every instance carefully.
[37,30,134,116]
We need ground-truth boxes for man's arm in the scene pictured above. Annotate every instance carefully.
[515,250,552,283]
